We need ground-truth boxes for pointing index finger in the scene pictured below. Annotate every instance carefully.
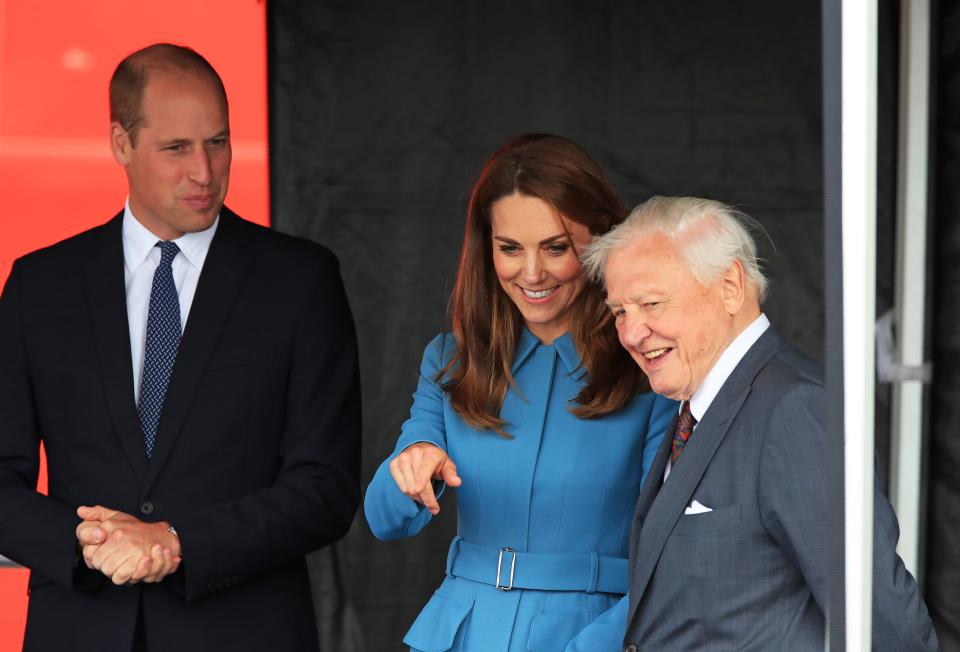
[418,481,440,515]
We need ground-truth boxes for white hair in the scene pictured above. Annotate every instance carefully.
[581,196,770,302]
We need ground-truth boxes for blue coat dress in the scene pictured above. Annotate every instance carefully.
[365,329,676,651]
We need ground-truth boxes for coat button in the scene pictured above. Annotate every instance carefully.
[624,645,639,652]
[139,501,154,515]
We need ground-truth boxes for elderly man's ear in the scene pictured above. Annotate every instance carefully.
[719,259,748,315]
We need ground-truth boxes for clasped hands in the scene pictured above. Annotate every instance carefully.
[389,443,462,515]
[75,505,182,586]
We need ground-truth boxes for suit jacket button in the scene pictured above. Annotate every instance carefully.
[139,501,154,515]
[625,645,639,652]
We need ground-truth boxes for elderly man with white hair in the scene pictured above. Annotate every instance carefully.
[581,196,937,651]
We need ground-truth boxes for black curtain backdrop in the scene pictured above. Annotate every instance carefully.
[265,1,919,648]
[929,1,960,648]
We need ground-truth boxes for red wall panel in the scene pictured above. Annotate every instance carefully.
[0,1,269,647]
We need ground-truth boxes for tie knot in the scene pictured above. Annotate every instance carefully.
[155,241,180,265]
[678,401,697,429]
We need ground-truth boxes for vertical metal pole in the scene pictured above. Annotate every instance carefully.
[891,0,932,581]
[822,0,846,646]
[842,0,878,649]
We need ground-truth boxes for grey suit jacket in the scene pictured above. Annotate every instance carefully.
[624,327,937,651]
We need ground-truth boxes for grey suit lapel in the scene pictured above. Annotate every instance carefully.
[626,327,785,629]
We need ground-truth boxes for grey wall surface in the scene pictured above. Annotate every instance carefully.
[266,1,916,648]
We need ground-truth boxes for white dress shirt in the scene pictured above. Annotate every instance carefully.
[664,313,770,480]
[123,201,218,402]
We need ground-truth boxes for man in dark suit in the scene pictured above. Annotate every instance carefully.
[0,43,361,651]
[582,196,937,650]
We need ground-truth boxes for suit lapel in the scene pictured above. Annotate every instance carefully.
[83,214,148,477]
[626,327,785,630]
[627,413,674,583]
[140,210,253,494]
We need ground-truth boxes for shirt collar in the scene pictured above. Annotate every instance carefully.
[553,331,584,376]
[511,327,542,372]
[122,199,219,273]
[510,326,586,377]
[688,313,770,422]
[510,327,583,376]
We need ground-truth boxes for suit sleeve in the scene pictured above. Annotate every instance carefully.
[0,261,93,590]
[364,333,449,540]
[758,383,937,651]
[167,254,362,602]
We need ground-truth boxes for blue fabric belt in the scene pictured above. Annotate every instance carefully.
[444,535,627,594]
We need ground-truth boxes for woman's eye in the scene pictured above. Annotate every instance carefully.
[546,243,569,255]
[498,244,520,255]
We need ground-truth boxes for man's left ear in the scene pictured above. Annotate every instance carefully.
[720,259,746,315]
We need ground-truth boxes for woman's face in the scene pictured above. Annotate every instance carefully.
[490,193,593,344]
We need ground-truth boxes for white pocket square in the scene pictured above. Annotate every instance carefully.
[684,500,713,515]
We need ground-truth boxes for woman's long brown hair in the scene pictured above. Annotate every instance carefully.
[441,134,649,433]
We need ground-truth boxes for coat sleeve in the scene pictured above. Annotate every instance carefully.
[563,594,628,652]
[166,254,362,602]
[758,383,937,651]
[364,333,450,540]
[563,392,676,651]
[0,261,93,590]
[641,394,676,485]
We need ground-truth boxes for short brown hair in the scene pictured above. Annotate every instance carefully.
[109,43,227,146]
[442,133,650,433]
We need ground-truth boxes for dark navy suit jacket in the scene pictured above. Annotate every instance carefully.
[0,208,361,651]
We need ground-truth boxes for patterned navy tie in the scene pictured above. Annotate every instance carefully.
[138,241,182,458]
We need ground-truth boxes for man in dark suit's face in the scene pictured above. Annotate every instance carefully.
[109,68,231,241]
[74,53,237,587]
[602,227,760,401]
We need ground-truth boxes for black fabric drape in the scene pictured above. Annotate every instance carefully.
[929,1,960,647]
[265,1,912,647]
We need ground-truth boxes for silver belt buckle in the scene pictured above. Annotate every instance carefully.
[495,547,517,591]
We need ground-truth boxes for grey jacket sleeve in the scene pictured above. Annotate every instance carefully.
[759,383,937,651]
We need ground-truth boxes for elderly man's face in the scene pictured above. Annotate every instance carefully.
[604,231,735,401]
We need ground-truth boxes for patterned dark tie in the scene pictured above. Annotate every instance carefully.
[138,241,182,458]
[671,401,697,463]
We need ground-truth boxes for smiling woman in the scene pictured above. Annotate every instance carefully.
[363,133,678,652]
[490,194,592,345]
[444,134,652,430]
